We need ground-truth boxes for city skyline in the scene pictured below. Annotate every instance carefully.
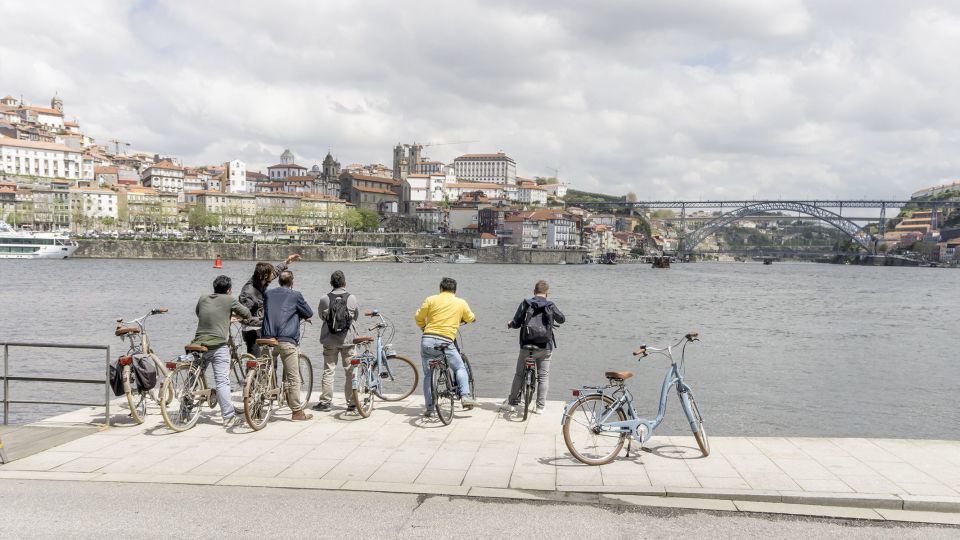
[3,1,959,199]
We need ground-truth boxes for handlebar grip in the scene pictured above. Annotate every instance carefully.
[632,346,647,357]
[367,324,377,331]
[156,308,168,314]
[364,311,377,317]
[685,332,699,340]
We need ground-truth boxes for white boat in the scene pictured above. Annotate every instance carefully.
[0,223,79,259]
[448,253,476,264]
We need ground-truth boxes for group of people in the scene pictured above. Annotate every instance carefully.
[189,254,565,428]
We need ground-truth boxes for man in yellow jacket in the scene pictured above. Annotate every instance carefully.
[415,277,477,416]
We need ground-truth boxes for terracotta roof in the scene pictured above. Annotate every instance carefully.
[147,160,183,171]
[0,135,77,152]
[94,166,118,174]
[479,233,497,239]
[345,172,400,185]
[353,185,398,195]
[64,121,79,127]
[448,182,503,189]
[267,163,307,169]
[247,171,268,180]
[23,105,63,116]
[455,153,513,160]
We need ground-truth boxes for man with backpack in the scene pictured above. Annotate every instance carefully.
[312,270,360,412]
[500,280,565,415]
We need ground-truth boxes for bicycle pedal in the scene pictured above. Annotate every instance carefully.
[640,446,653,453]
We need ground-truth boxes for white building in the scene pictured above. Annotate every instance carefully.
[446,182,505,200]
[406,172,450,204]
[473,233,498,248]
[518,184,548,204]
[141,160,185,196]
[453,153,517,185]
[267,149,307,179]
[0,135,82,180]
[226,160,247,193]
[543,183,568,198]
[70,187,118,222]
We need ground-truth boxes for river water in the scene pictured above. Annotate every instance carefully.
[1,259,958,439]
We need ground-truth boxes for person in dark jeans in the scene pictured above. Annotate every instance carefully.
[500,280,565,415]
[238,253,300,356]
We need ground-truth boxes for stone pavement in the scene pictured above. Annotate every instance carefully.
[1,397,959,524]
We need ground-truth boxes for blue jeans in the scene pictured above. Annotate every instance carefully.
[420,335,470,409]
[204,346,235,420]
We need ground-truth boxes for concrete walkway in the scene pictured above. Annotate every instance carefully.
[1,398,959,524]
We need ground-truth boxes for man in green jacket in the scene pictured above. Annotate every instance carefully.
[192,275,251,428]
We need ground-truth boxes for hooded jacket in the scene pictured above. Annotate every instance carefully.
[238,262,288,327]
[508,296,565,350]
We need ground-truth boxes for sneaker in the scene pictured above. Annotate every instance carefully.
[533,406,545,415]
[223,415,243,429]
[423,409,434,418]
[461,394,478,409]
[311,402,332,412]
[499,399,516,413]
[346,404,357,412]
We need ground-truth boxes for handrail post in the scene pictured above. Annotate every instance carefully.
[3,343,8,425]
[104,346,111,427]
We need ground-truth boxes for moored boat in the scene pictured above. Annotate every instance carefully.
[0,223,78,259]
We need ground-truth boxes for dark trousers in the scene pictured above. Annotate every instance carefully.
[243,329,261,357]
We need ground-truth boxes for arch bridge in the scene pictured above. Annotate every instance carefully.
[565,199,960,255]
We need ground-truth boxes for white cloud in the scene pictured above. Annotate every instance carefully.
[1,0,959,199]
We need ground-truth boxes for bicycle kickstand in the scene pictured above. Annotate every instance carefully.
[626,439,632,458]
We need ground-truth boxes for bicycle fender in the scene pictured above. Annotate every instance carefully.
[560,388,604,425]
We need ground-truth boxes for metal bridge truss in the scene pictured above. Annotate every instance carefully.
[681,202,876,253]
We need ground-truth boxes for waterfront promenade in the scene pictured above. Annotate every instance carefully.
[1,398,958,525]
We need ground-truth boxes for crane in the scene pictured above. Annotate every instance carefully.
[109,139,131,156]
[545,165,560,181]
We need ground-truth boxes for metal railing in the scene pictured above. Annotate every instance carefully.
[1,342,111,426]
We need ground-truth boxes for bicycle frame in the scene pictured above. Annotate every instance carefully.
[117,310,171,379]
[562,338,698,444]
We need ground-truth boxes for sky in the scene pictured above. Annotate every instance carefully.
[2,0,959,199]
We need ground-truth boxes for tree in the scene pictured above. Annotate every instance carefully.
[625,192,638,202]
[345,208,379,231]
[188,205,220,230]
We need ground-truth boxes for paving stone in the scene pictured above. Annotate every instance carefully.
[604,494,738,512]
[900,494,960,512]
[416,467,467,486]
[876,508,960,525]
[734,500,884,520]
[664,487,780,502]
[778,490,902,509]
[462,466,513,488]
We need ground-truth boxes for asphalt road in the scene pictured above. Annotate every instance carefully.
[0,480,955,539]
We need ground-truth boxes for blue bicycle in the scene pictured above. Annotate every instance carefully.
[349,310,419,418]
[561,332,709,465]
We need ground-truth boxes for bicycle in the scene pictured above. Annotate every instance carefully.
[348,310,419,418]
[231,320,313,407]
[561,332,709,465]
[114,308,173,424]
[243,333,312,430]
[428,332,476,426]
[518,344,541,421]
[159,344,217,432]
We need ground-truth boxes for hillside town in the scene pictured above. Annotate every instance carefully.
[0,92,667,258]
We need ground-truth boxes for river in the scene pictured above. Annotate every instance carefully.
[1,259,958,439]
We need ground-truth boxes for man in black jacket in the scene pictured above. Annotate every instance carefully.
[500,280,565,415]
[238,254,300,356]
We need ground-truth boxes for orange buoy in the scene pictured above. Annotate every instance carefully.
[213,255,223,268]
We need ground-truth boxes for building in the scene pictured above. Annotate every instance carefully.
[416,205,448,233]
[517,183,547,204]
[140,160,185,196]
[70,187,118,229]
[267,149,307,179]
[453,153,516,185]
[448,205,481,233]
[319,152,341,198]
[911,180,960,199]
[446,182,506,201]
[473,233,498,248]
[0,136,83,180]
[225,160,247,193]
[194,191,256,231]
[339,172,402,213]
[343,162,393,179]
[542,182,568,198]
[120,187,179,231]
[406,173,449,205]
[503,213,540,249]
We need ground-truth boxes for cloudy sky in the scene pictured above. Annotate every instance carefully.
[2,0,959,199]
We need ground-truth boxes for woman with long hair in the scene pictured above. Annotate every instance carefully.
[238,253,300,355]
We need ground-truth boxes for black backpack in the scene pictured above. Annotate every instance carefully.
[522,300,553,346]
[131,354,157,391]
[325,292,352,334]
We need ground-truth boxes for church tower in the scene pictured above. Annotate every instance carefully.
[51,94,63,113]
[280,149,295,165]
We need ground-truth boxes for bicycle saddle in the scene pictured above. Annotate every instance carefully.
[115,326,140,336]
[353,336,374,345]
[256,338,279,346]
[605,371,633,381]
[185,344,208,353]
[522,344,542,350]
[433,342,451,351]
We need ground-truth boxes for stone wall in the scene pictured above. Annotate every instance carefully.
[74,240,367,261]
[469,246,587,264]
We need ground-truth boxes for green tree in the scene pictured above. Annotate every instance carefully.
[188,205,220,230]
[625,192,638,202]
[345,208,380,231]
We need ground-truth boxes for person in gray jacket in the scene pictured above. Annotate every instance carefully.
[312,270,359,412]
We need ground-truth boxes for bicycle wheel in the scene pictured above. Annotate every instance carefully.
[352,363,374,418]
[432,367,454,425]
[683,391,710,456]
[298,353,313,405]
[123,365,147,424]
[149,353,174,405]
[160,365,203,432]
[461,353,476,406]
[562,395,626,465]
[522,368,535,422]
[373,354,418,401]
[243,366,274,431]
[229,354,253,394]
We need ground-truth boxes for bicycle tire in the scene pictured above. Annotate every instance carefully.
[684,391,710,456]
[123,365,147,424]
[461,353,476,407]
[352,363,374,418]
[298,353,313,406]
[373,354,418,401]
[562,394,626,465]
[229,354,253,394]
[160,364,203,432]
[243,366,274,431]
[522,368,535,422]
[432,367,454,425]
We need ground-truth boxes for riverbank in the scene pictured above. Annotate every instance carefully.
[2,399,959,525]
